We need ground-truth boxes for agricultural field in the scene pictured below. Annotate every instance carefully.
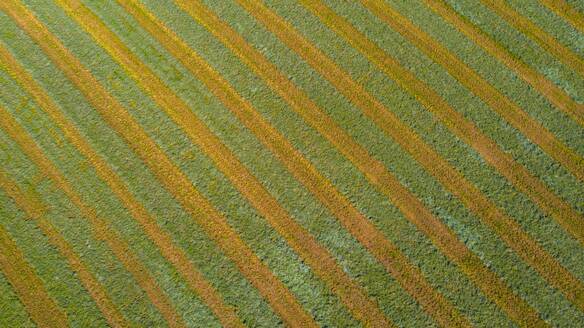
[0,0,583,327]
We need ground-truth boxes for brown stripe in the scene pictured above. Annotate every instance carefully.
[56,0,390,325]
[0,45,243,328]
[0,68,185,328]
[170,0,476,326]
[233,1,553,327]
[295,0,584,313]
[292,1,584,246]
[123,2,456,324]
[0,1,317,326]
[480,0,584,77]
[423,0,584,127]
[295,0,584,241]
[0,196,68,328]
[0,167,128,327]
[539,0,584,33]
[363,0,584,182]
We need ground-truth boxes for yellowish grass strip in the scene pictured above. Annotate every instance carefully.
[0,98,185,327]
[0,2,317,326]
[423,0,584,127]
[294,0,584,242]
[233,1,551,326]
[0,197,68,328]
[480,0,584,77]
[363,0,584,182]
[347,0,584,239]
[0,46,243,328]
[539,0,584,33]
[54,0,391,325]
[294,0,584,207]
[295,0,584,312]
[241,1,581,318]
[0,167,129,328]
[121,2,462,325]
[169,1,469,326]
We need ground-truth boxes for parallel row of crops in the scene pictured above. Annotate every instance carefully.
[0,0,582,327]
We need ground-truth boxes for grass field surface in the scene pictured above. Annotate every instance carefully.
[0,0,583,327]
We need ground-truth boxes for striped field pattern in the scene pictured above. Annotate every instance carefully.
[0,0,582,327]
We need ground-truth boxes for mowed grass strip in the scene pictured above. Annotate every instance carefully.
[121,0,468,326]
[94,1,428,325]
[0,166,129,328]
[322,1,584,256]
[0,204,67,328]
[0,9,287,325]
[0,45,243,328]
[302,0,584,238]
[0,44,241,328]
[170,0,468,325]
[294,1,584,250]
[362,0,584,183]
[3,1,317,326]
[0,105,186,327]
[1,1,580,327]
[0,119,143,326]
[480,0,584,77]
[232,1,558,326]
[66,0,388,325]
[0,265,35,328]
[298,0,584,311]
[423,0,584,127]
[538,0,584,33]
[55,0,394,325]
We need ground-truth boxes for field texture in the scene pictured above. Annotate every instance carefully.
[0,0,583,327]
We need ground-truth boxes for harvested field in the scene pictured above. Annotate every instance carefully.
[0,0,583,327]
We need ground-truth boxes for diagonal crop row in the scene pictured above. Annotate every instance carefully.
[118,0,468,326]
[0,194,68,328]
[0,44,243,328]
[53,0,395,325]
[423,0,584,126]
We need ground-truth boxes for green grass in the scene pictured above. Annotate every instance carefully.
[1,0,583,326]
